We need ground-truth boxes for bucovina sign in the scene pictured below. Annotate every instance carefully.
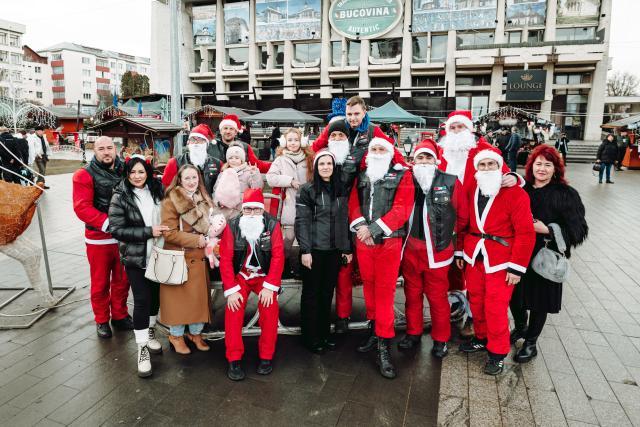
[329,0,403,39]
[506,70,546,101]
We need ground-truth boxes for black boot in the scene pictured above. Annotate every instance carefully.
[509,328,527,344]
[356,321,378,353]
[397,333,422,350]
[514,339,538,363]
[334,318,349,334]
[96,322,112,339]
[376,338,397,379]
[111,315,134,331]
[227,361,245,381]
[431,341,449,358]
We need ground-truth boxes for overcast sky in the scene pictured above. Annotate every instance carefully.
[3,0,639,76]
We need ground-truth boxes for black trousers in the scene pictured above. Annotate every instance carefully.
[300,250,341,346]
[125,266,160,330]
[510,297,548,342]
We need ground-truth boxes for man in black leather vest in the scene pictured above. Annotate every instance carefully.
[72,136,132,338]
[398,139,465,357]
[208,114,271,173]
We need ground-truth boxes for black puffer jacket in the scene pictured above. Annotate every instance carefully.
[108,181,157,269]
[597,138,619,163]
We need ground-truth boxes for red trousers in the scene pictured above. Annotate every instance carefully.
[225,276,279,362]
[448,263,466,291]
[465,263,514,355]
[356,238,402,339]
[401,244,451,342]
[335,257,354,319]
[86,243,129,323]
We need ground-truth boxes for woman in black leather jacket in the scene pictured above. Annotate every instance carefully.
[295,149,352,353]
[108,155,168,378]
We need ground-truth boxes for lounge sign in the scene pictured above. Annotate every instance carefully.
[329,0,403,39]
[506,70,546,101]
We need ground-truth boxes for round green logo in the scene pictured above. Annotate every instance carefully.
[329,0,403,39]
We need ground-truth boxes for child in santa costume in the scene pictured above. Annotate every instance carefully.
[219,188,285,381]
[398,139,467,357]
[209,114,271,173]
[348,137,414,379]
[457,150,535,375]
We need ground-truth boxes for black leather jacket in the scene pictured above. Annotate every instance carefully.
[229,212,279,275]
[175,152,222,195]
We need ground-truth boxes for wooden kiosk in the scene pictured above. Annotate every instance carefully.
[601,114,640,170]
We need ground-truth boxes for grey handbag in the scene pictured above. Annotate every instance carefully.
[531,223,570,283]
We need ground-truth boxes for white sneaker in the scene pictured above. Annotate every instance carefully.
[137,344,152,378]
[148,327,163,354]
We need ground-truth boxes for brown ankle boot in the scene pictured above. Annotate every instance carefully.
[185,333,210,351]
[168,335,191,355]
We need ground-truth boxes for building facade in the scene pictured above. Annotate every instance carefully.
[151,0,611,140]
[0,19,26,100]
[22,45,52,106]
[38,42,150,115]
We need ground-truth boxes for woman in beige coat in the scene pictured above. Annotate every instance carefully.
[266,128,314,272]
[161,164,212,354]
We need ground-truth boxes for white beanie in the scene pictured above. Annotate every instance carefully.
[473,149,503,170]
[226,145,246,162]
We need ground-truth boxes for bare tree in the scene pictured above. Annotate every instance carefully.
[607,71,640,97]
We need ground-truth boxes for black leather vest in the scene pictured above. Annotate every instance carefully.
[340,125,375,190]
[84,158,123,214]
[176,152,221,195]
[356,166,407,241]
[229,213,279,275]
[207,138,249,163]
[409,170,458,251]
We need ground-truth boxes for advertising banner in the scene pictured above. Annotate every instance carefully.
[225,1,250,45]
[192,4,216,46]
[557,0,600,25]
[506,0,546,28]
[256,0,321,42]
[506,70,546,101]
[412,0,497,33]
[329,0,403,39]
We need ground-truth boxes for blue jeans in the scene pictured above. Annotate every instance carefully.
[169,323,205,336]
[508,152,518,172]
[598,162,613,182]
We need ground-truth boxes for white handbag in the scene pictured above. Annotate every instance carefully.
[145,218,189,286]
[531,223,570,283]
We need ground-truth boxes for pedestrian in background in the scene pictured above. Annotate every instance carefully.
[33,126,51,188]
[616,132,629,171]
[596,134,618,184]
[510,145,588,363]
[555,131,570,165]
[270,125,281,160]
[161,164,212,355]
[505,127,522,172]
[109,155,169,377]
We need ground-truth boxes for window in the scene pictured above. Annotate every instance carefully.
[227,47,248,66]
[53,80,65,87]
[456,93,489,117]
[457,31,494,47]
[554,73,591,85]
[83,93,92,100]
[0,33,6,45]
[53,92,65,99]
[506,31,522,44]
[528,29,544,43]
[9,34,19,47]
[556,27,596,42]
[82,69,92,77]
[36,91,42,99]
[332,41,342,66]
[35,66,41,73]
[97,71,110,79]
[294,43,321,64]
[412,75,445,87]
[96,59,108,67]
[273,44,284,68]
[52,66,64,74]
[126,64,135,71]
[82,57,90,64]
[11,71,21,82]
[35,79,42,86]
[141,67,147,74]
[370,39,402,61]
[97,83,110,91]
[51,53,62,60]
[412,37,428,63]
[229,81,249,92]
[430,34,447,62]
[0,51,7,62]
[118,63,123,70]
[83,81,91,88]
[456,75,491,86]
[10,54,21,65]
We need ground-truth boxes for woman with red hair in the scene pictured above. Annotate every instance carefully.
[510,145,588,363]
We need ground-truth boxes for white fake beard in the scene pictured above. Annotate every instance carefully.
[189,143,208,168]
[474,170,502,197]
[328,139,350,165]
[413,163,437,193]
[239,214,264,244]
[440,129,477,154]
[365,152,393,183]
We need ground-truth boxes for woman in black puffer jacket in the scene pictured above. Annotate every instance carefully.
[108,155,168,378]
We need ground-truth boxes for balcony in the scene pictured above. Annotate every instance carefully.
[457,38,604,51]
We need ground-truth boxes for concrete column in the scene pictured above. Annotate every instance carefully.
[488,63,503,112]
[544,0,556,42]
[283,40,295,99]
[358,39,370,99]
[494,0,506,44]
[445,30,457,98]
[248,0,258,95]
[215,0,226,99]
[399,1,413,98]
[539,62,554,121]
[320,0,331,98]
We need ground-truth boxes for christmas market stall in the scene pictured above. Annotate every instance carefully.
[182,104,250,130]
[90,116,181,169]
[601,113,640,169]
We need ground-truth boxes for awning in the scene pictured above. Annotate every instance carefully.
[368,100,426,125]
[90,116,182,133]
[601,113,640,129]
[182,105,251,120]
[244,108,323,124]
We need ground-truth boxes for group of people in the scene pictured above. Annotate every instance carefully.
[0,126,51,187]
[71,98,588,382]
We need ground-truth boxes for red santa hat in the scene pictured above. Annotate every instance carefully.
[445,110,474,133]
[242,188,265,210]
[413,138,440,164]
[368,136,394,153]
[189,123,214,142]
[226,144,246,162]
[473,149,504,170]
[219,114,241,131]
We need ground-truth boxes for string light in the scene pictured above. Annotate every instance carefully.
[0,97,57,129]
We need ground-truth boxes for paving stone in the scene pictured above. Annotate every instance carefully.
[549,370,598,424]
[469,398,501,427]
[437,395,469,427]
[570,357,618,403]
[587,343,635,384]
[500,406,535,427]
[603,333,640,368]
[468,376,498,404]
[527,388,567,427]
[0,404,21,423]
[590,399,633,427]
[6,385,79,427]
[556,326,593,360]
[496,366,530,412]
[537,337,574,374]
[439,353,468,398]
[579,330,609,347]
[610,382,640,426]
[520,352,555,392]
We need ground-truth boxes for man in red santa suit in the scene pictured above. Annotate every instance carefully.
[209,114,271,173]
[398,139,467,358]
[72,136,132,338]
[348,137,414,379]
[457,150,535,375]
[219,188,285,381]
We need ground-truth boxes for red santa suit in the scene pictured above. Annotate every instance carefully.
[458,150,535,356]
[72,158,129,324]
[348,138,414,338]
[219,189,285,362]
[400,140,468,342]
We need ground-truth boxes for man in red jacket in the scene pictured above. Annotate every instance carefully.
[457,150,535,375]
[348,137,414,379]
[219,189,285,381]
[72,136,131,338]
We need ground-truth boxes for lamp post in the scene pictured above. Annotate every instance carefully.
[403,135,414,160]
